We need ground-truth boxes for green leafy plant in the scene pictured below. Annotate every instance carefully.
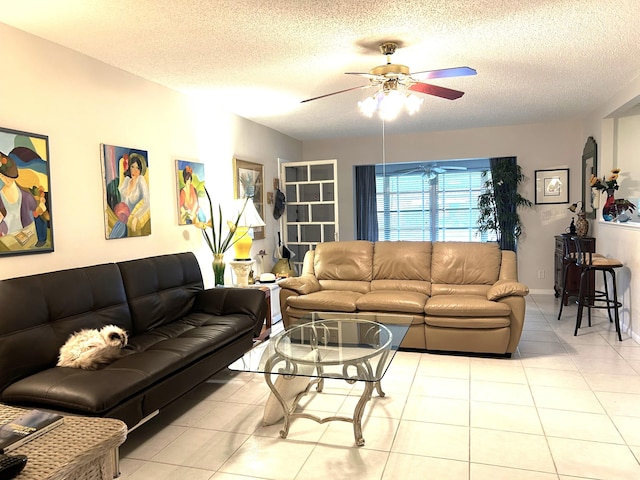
[198,188,249,255]
[477,161,533,251]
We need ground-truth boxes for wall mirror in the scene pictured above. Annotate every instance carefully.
[582,136,597,219]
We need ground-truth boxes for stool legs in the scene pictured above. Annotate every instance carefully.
[574,266,622,341]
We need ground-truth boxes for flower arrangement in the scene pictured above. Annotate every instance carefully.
[590,169,620,192]
[199,187,248,255]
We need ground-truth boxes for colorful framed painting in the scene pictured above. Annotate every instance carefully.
[535,168,569,205]
[233,158,265,240]
[101,144,151,239]
[0,126,54,256]
[175,159,206,226]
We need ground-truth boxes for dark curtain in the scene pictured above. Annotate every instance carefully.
[355,165,379,241]
[489,156,518,251]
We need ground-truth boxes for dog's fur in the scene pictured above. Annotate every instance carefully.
[57,325,128,370]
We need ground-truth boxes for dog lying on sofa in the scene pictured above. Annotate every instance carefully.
[0,252,267,429]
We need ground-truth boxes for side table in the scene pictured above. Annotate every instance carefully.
[0,404,127,480]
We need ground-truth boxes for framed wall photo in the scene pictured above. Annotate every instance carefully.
[233,158,265,240]
[175,159,206,226]
[535,168,569,204]
[0,126,54,256]
[101,144,151,239]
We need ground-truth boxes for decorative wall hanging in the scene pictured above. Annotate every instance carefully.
[101,144,151,239]
[233,158,265,240]
[175,159,206,226]
[0,126,54,256]
[535,168,569,205]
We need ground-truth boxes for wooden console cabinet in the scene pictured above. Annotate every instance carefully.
[554,235,596,305]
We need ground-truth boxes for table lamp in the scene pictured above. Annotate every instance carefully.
[232,197,266,260]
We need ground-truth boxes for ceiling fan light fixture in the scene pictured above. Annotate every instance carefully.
[358,90,424,120]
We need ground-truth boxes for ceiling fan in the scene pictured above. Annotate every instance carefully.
[395,163,468,181]
[301,42,476,105]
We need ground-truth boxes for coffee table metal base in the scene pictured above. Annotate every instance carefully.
[264,364,385,446]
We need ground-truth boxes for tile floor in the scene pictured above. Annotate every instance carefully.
[119,294,640,480]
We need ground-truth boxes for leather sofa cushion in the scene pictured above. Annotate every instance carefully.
[314,241,373,281]
[431,284,490,296]
[425,295,511,317]
[373,241,431,281]
[356,291,428,314]
[371,279,431,295]
[318,279,371,293]
[1,313,256,414]
[431,242,501,285]
[487,281,529,300]
[425,316,511,329]
[287,290,361,312]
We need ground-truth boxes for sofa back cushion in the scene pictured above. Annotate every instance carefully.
[373,241,431,281]
[431,242,501,285]
[117,252,204,334]
[0,263,132,392]
[313,241,373,282]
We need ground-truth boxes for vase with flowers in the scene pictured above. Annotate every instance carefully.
[590,169,636,222]
[198,188,249,285]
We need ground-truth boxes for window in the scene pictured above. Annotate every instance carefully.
[376,159,495,242]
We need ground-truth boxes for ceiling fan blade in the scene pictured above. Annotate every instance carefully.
[411,66,477,80]
[409,82,465,100]
[300,84,373,103]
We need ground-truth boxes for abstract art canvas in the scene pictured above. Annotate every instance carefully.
[0,126,54,256]
[175,159,206,226]
[101,144,151,239]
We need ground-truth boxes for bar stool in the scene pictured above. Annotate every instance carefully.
[572,236,624,340]
[557,235,604,320]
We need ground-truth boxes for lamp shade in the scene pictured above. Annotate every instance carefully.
[234,198,265,228]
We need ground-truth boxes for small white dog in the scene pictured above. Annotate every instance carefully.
[57,325,128,370]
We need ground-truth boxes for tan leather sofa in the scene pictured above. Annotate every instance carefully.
[278,241,529,356]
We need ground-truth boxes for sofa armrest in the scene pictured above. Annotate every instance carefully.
[487,280,529,301]
[193,287,267,325]
[278,275,321,295]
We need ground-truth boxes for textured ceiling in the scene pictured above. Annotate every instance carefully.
[1,0,640,141]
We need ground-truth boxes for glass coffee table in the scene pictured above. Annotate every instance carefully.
[229,312,412,446]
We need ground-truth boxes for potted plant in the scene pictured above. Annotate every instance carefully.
[477,160,533,251]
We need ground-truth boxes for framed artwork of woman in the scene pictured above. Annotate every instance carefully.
[175,159,206,226]
[0,126,54,256]
[101,144,151,239]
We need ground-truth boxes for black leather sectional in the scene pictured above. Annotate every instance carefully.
[0,252,266,429]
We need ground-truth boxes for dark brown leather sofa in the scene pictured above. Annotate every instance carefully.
[0,252,266,429]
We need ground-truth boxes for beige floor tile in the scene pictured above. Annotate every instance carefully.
[538,408,623,443]
[391,420,469,461]
[122,423,189,461]
[583,372,640,394]
[470,402,543,434]
[530,384,605,413]
[403,395,469,426]
[410,375,470,399]
[518,341,568,355]
[219,436,315,479]
[383,453,469,480]
[118,461,216,480]
[519,330,562,343]
[611,415,640,446]
[524,367,589,389]
[547,437,640,479]
[417,354,470,379]
[470,463,559,480]
[570,356,637,375]
[596,391,640,417]
[197,402,265,434]
[470,380,534,406]
[470,428,555,473]
[339,391,407,419]
[252,408,330,443]
[519,354,578,371]
[151,428,250,471]
[470,360,528,384]
[295,445,389,480]
[318,415,399,450]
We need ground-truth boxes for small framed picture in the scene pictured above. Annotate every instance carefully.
[535,168,569,204]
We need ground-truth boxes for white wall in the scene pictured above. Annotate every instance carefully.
[0,23,302,286]
[582,74,640,342]
[303,120,585,292]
